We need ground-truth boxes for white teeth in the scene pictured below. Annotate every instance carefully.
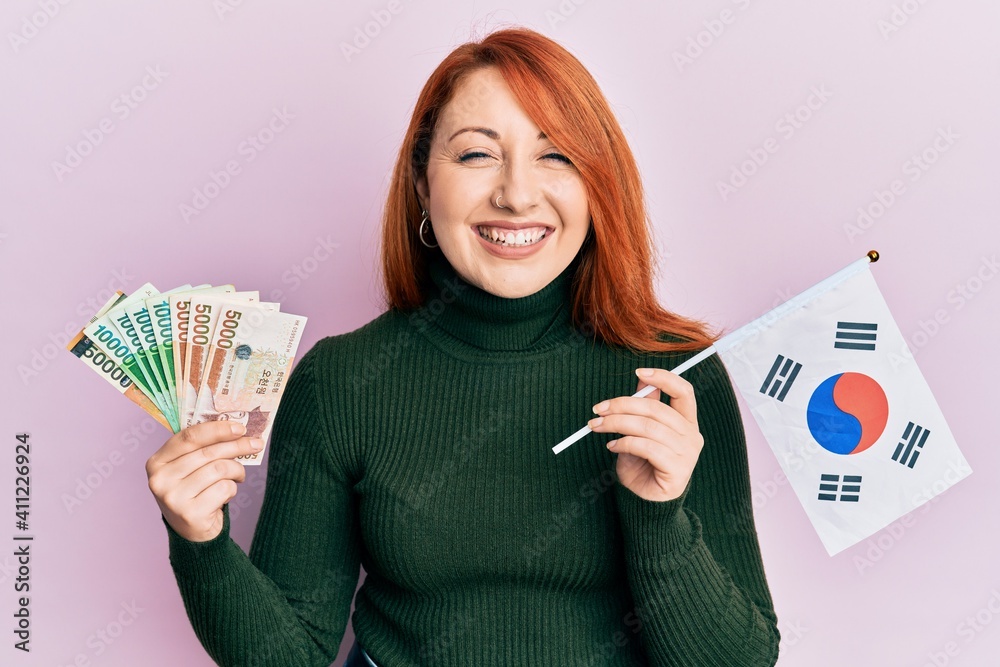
[479,226,547,247]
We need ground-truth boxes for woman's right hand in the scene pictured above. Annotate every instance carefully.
[145,421,263,543]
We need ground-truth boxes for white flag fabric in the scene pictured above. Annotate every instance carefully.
[715,256,971,556]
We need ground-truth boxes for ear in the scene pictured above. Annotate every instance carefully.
[414,172,429,212]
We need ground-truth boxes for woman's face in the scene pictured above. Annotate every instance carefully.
[415,66,591,298]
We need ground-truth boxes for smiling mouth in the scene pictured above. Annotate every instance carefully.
[477,225,550,247]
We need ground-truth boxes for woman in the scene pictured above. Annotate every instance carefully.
[146,26,780,666]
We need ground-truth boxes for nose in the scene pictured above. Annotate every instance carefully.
[496,155,540,214]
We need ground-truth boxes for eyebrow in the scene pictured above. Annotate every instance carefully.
[447,127,547,143]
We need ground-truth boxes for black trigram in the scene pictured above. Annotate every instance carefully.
[759,354,802,401]
[818,474,862,502]
[892,421,930,468]
[834,321,878,351]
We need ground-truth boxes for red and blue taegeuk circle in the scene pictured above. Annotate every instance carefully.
[806,372,889,455]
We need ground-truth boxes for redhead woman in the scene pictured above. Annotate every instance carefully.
[146,26,780,667]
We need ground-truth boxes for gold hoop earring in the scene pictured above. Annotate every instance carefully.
[419,210,438,248]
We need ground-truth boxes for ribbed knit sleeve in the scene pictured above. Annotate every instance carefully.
[163,341,362,666]
[612,353,780,667]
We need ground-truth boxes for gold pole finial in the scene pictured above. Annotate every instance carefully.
[867,249,880,263]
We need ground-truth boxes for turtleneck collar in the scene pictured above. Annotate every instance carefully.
[418,251,580,356]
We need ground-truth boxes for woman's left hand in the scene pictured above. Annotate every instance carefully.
[588,367,704,502]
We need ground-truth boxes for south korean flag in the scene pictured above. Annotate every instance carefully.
[714,256,971,556]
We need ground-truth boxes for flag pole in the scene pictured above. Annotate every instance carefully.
[551,250,881,455]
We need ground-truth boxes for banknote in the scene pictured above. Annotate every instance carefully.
[105,310,177,428]
[182,293,272,429]
[145,285,210,426]
[190,303,307,464]
[118,285,193,429]
[168,286,238,417]
[73,280,307,456]
[107,304,167,409]
[67,290,172,430]
[81,284,177,427]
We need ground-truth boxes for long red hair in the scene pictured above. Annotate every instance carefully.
[380,26,717,353]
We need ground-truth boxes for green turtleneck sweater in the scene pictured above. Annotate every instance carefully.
[163,252,780,666]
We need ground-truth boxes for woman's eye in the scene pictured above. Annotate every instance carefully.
[457,151,572,165]
[458,151,492,162]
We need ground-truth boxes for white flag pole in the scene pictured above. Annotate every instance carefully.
[551,250,880,455]
[552,345,717,454]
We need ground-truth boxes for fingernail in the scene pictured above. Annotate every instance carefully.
[606,439,617,449]
[592,400,609,414]
[250,438,264,450]
[589,417,604,428]
[636,368,654,377]
[231,423,246,435]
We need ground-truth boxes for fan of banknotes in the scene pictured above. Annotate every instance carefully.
[65,283,307,465]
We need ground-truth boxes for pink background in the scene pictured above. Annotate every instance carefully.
[2,1,998,665]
